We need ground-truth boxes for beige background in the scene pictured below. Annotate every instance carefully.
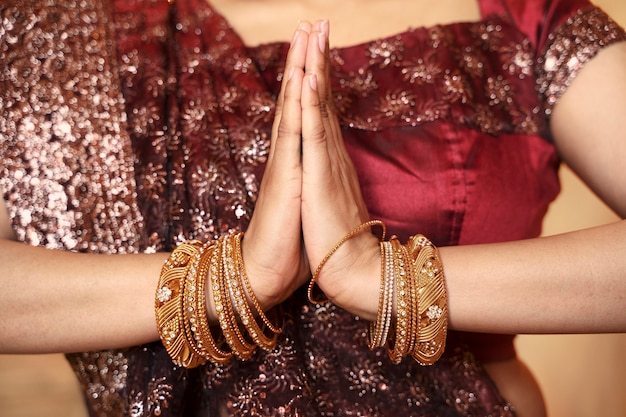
[1,1,625,416]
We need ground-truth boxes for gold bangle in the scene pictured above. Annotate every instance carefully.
[229,232,281,351]
[407,234,448,366]
[180,242,214,368]
[386,236,412,364]
[217,235,256,360]
[234,232,284,335]
[368,240,395,349]
[192,242,233,363]
[403,241,419,356]
[308,220,386,304]
[155,240,205,367]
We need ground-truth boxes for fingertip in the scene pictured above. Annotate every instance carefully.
[320,19,329,37]
[298,20,312,33]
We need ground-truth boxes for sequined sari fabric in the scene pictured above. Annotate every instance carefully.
[1,0,625,415]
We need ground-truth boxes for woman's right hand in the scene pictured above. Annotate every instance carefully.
[299,20,381,319]
[240,22,312,310]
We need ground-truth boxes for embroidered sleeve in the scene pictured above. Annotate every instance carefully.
[537,6,626,113]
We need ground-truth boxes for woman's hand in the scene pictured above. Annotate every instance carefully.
[300,21,381,318]
[240,22,311,310]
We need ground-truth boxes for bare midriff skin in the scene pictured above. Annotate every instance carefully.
[209,1,546,416]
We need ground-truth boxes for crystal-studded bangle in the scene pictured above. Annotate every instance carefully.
[386,236,413,364]
[216,235,256,360]
[368,240,395,350]
[406,234,448,366]
[155,240,206,368]
[179,242,215,368]
[228,231,281,350]
[403,241,420,356]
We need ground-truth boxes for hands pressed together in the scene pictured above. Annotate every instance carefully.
[155,20,384,366]
[157,20,449,367]
[242,20,381,320]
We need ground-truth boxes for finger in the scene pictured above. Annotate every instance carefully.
[254,22,309,227]
[302,71,331,180]
[257,65,305,215]
[268,21,311,162]
[304,21,347,160]
[304,20,331,123]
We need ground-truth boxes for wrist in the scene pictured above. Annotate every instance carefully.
[318,233,381,321]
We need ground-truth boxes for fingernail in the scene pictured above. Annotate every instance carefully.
[321,20,329,37]
[318,32,326,53]
[309,74,318,91]
[287,66,295,81]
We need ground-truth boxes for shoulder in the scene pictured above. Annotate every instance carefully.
[480,0,602,49]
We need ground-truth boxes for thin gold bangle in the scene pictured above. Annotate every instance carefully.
[234,232,284,335]
[368,240,395,349]
[229,232,280,350]
[193,242,233,363]
[218,235,256,359]
[308,220,386,304]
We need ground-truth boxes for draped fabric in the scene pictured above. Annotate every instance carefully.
[1,0,624,415]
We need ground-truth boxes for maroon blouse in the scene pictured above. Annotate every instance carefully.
[1,0,624,415]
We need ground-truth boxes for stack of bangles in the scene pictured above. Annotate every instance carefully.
[155,231,283,368]
[307,220,449,366]
[155,221,448,367]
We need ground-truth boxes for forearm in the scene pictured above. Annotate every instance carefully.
[441,219,626,334]
[333,220,626,335]
[0,239,168,354]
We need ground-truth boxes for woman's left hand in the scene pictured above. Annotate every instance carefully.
[300,21,381,318]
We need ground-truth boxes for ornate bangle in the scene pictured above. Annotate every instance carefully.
[407,234,448,366]
[180,242,215,368]
[156,229,287,366]
[403,241,420,356]
[365,232,448,366]
[386,236,413,364]
[155,240,206,368]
